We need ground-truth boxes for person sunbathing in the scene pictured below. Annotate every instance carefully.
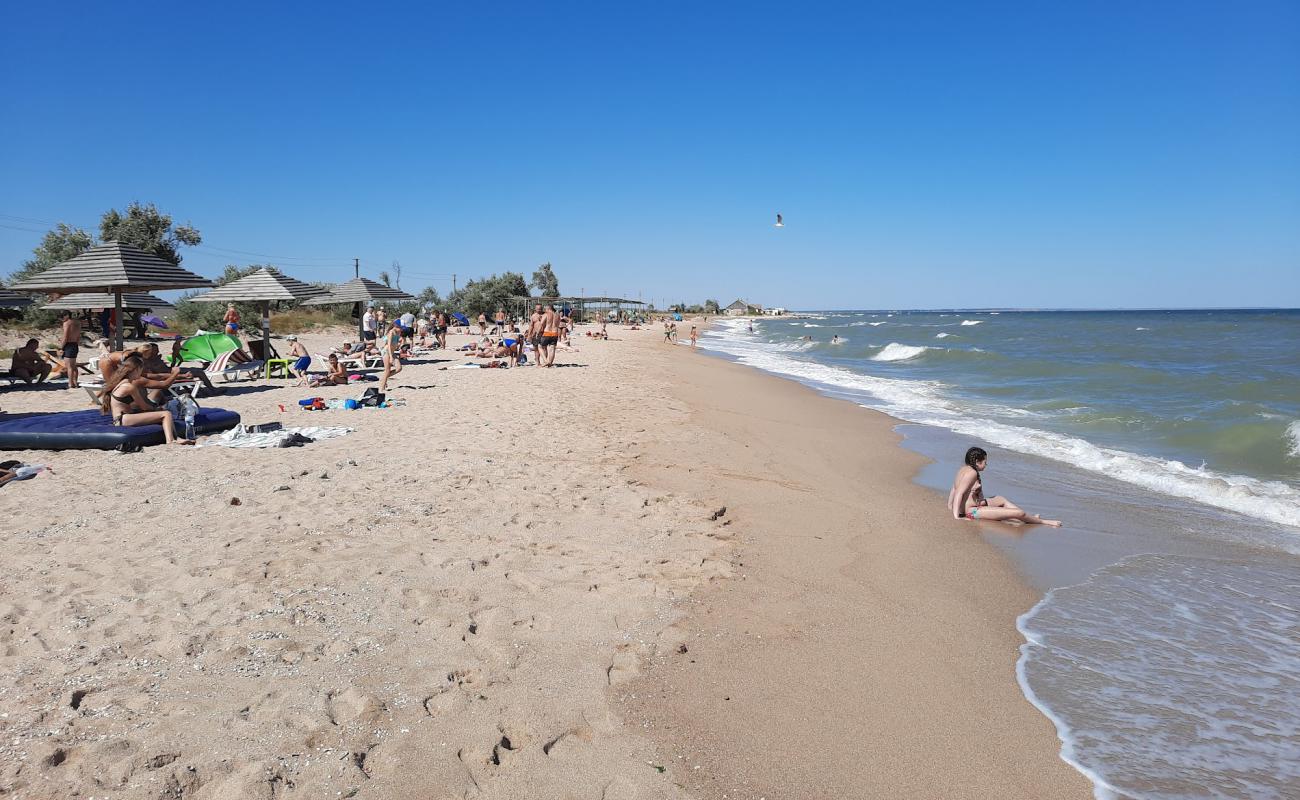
[9,339,50,383]
[100,357,191,445]
[948,446,1061,527]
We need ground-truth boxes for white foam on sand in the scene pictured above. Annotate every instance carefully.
[699,319,1300,533]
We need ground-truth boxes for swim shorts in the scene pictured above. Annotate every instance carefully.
[362,331,377,341]
[293,355,311,372]
[540,335,558,347]
[61,343,79,359]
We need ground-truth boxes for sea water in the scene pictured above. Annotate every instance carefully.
[695,310,1300,798]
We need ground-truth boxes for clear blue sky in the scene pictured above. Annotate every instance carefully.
[2,1,1297,309]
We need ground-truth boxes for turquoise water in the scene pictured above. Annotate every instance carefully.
[697,309,1300,798]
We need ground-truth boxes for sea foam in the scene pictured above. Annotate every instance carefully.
[960,319,983,326]
[1018,555,1300,799]
[871,343,930,362]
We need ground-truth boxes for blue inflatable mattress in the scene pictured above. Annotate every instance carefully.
[0,408,241,450]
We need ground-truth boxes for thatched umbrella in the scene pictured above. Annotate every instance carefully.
[41,291,176,312]
[9,242,211,349]
[303,277,415,340]
[188,267,328,357]
[0,286,34,308]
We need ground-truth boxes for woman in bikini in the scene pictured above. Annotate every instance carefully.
[948,446,1061,527]
[101,357,191,445]
[378,323,403,393]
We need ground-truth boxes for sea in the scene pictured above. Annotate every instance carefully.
[694,310,1300,800]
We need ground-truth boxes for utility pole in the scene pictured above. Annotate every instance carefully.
[452,273,457,294]
[354,258,359,279]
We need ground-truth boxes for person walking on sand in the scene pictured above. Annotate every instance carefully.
[539,304,561,367]
[379,321,403,393]
[528,303,545,365]
[59,310,82,389]
[286,335,312,382]
[689,326,698,349]
[949,446,1062,527]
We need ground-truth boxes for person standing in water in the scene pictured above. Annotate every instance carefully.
[949,446,1062,527]
[689,326,698,348]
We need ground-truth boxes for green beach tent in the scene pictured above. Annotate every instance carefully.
[179,333,242,363]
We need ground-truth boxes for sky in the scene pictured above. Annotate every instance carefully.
[2,1,1297,310]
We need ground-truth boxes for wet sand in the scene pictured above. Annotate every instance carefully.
[621,338,1092,798]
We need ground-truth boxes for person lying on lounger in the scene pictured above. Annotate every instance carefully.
[9,339,51,383]
[100,357,191,445]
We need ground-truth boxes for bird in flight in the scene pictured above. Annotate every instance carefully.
[774,213,784,228]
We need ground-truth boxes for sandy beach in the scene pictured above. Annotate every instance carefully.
[1,324,1084,798]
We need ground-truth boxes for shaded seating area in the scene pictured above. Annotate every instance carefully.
[0,407,240,450]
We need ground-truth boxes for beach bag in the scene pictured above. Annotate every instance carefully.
[358,387,385,407]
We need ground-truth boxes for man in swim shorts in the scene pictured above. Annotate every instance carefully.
[286,335,312,381]
[59,311,81,389]
[539,304,560,367]
[527,303,544,365]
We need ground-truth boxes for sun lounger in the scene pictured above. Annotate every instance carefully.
[207,350,263,382]
[39,350,93,378]
[319,349,382,370]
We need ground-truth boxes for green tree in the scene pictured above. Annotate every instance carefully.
[530,262,560,298]
[5,223,95,327]
[704,299,720,314]
[99,201,201,265]
[415,285,443,309]
[378,271,391,287]
[448,272,528,317]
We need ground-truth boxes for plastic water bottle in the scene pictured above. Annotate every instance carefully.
[184,405,196,441]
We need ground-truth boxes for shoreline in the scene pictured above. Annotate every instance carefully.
[622,336,1091,798]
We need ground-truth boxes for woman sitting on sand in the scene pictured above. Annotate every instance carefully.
[948,447,1061,527]
[100,357,192,445]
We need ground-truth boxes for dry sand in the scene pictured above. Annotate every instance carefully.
[0,323,1086,798]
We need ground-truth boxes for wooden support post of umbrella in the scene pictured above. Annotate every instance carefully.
[8,242,212,351]
[41,292,176,340]
[302,277,416,341]
[187,268,329,360]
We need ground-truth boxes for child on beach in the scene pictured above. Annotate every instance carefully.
[948,446,1062,527]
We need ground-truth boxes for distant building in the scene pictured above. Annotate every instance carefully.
[764,307,787,316]
[724,299,749,316]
